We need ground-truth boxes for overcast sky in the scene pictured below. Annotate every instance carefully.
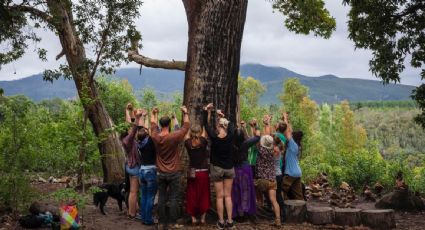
[0,0,422,86]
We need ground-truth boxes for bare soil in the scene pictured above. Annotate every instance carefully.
[1,183,425,230]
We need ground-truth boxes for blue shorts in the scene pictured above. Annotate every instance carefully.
[126,165,140,177]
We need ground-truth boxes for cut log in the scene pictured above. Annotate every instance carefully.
[361,209,396,229]
[334,208,361,226]
[306,206,333,225]
[284,200,307,223]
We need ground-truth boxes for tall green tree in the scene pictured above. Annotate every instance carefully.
[343,0,425,128]
[0,0,142,183]
[129,0,336,125]
[238,75,267,122]
[280,78,322,158]
[97,77,138,125]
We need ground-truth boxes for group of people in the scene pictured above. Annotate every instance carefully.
[120,102,304,229]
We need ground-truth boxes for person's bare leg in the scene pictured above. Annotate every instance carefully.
[223,179,234,223]
[268,189,281,225]
[191,216,197,224]
[214,181,225,223]
[128,176,139,217]
[200,213,206,224]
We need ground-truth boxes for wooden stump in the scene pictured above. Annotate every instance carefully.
[334,208,361,226]
[361,209,396,229]
[284,200,307,223]
[306,206,333,225]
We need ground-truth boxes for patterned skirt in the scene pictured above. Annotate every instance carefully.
[232,164,257,217]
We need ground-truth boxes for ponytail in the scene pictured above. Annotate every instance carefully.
[190,125,202,148]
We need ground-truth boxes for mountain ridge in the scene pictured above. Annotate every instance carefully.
[0,63,415,104]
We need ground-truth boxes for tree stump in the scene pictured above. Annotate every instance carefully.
[334,208,361,226]
[361,209,396,229]
[306,206,333,225]
[284,200,307,223]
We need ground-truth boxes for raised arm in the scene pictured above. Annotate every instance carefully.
[122,109,143,151]
[171,106,190,141]
[137,109,148,127]
[240,123,261,152]
[240,121,249,139]
[226,120,236,139]
[248,119,257,137]
[150,108,159,134]
[201,126,207,138]
[263,114,272,135]
[171,113,180,130]
[125,103,133,123]
[182,106,189,124]
[282,112,289,124]
[203,103,216,139]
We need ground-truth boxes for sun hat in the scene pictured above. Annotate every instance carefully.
[260,135,274,150]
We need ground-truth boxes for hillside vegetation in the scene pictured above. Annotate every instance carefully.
[0,76,423,213]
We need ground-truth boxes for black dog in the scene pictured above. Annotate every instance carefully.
[93,182,128,215]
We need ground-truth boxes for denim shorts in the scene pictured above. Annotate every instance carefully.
[126,165,140,177]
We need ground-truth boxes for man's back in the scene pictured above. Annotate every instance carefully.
[151,122,190,173]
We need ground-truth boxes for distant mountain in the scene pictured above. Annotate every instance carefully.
[0,64,415,104]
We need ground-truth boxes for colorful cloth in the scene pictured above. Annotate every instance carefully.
[256,146,276,181]
[185,171,211,216]
[232,164,256,217]
[247,146,258,165]
[60,205,80,229]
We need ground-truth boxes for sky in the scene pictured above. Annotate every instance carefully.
[0,0,422,86]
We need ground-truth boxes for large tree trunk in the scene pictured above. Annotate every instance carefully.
[46,0,125,183]
[182,0,248,124]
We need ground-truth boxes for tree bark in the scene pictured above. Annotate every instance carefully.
[284,200,307,223]
[361,209,396,229]
[46,0,125,183]
[182,0,248,125]
[306,206,334,225]
[334,208,362,226]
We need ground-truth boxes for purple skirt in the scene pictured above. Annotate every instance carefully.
[232,164,256,217]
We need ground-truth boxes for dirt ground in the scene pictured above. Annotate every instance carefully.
[1,183,425,230]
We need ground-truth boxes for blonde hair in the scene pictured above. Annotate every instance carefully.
[218,118,229,130]
[190,124,202,147]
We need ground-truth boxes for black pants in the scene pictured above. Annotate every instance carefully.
[157,171,181,225]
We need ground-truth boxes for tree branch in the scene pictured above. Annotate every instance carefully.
[128,51,186,71]
[394,2,425,19]
[55,49,65,60]
[90,14,113,80]
[8,4,53,25]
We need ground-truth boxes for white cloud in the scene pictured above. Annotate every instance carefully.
[0,0,422,86]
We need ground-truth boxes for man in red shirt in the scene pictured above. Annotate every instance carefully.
[150,106,190,229]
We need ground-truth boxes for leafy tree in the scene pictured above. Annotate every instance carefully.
[238,75,267,122]
[0,0,143,182]
[343,0,425,128]
[97,77,138,125]
[335,101,367,154]
[129,0,335,125]
[280,79,315,132]
[139,87,158,111]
